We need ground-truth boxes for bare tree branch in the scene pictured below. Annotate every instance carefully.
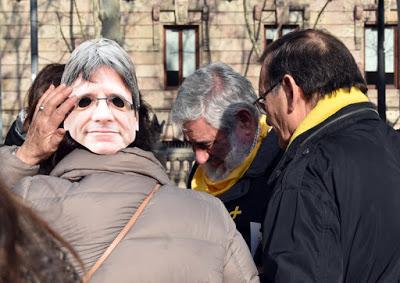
[313,0,333,29]
[92,0,101,38]
[243,0,267,76]
[56,11,73,52]
[243,0,261,59]
[73,0,88,40]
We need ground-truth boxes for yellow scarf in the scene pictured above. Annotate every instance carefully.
[191,116,271,196]
[288,87,369,148]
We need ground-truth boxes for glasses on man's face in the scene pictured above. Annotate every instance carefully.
[253,80,281,114]
[75,95,135,112]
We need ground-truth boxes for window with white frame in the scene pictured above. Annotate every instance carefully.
[264,9,303,47]
[365,26,398,87]
[264,25,299,46]
[164,26,199,88]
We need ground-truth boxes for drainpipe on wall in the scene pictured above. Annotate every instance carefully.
[30,0,38,81]
[377,0,386,121]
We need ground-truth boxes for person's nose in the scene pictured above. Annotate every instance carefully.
[91,99,114,122]
[194,148,210,165]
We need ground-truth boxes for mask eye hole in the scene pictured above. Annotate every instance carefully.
[110,96,125,108]
[77,96,93,108]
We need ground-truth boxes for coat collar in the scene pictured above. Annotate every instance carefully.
[288,87,369,148]
[268,101,380,187]
[50,147,171,185]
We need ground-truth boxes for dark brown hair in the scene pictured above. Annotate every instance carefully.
[0,180,82,282]
[260,29,368,98]
[23,63,66,131]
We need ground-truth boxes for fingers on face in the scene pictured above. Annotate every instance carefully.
[43,84,73,110]
[53,95,78,121]
[33,85,76,127]
[34,84,56,116]
[36,84,74,113]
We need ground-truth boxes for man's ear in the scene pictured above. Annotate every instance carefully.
[235,108,256,136]
[281,74,302,113]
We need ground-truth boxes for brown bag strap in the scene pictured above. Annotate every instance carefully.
[83,183,161,283]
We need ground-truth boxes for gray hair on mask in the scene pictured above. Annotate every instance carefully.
[61,38,140,109]
[171,62,259,132]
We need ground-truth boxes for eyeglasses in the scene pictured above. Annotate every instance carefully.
[75,95,135,112]
[253,80,281,114]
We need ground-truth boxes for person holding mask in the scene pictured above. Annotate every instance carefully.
[3,64,154,154]
[0,38,258,282]
[4,63,65,147]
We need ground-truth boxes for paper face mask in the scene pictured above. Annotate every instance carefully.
[64,67,137,154]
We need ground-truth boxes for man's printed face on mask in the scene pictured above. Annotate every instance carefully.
[64,66,137,155]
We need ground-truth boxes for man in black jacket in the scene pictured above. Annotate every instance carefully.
[171,62,282,267]
[258,28,400,282]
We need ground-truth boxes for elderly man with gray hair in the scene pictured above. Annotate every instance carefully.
[171,62,282,268]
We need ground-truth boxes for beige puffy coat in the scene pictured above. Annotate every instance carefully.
[1,146,259,283]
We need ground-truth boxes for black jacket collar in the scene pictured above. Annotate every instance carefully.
[269,102,380,186]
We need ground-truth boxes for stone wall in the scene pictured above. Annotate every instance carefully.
[1,0,399,141]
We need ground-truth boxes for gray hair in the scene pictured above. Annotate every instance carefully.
[61,38,140,109]
[171,62,259,132]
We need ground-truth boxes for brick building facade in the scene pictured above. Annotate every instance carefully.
[1,0,399,141]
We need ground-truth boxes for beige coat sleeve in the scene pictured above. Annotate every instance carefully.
[0,145,39,190]
[219,200,260,283]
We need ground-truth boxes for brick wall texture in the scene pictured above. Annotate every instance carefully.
[1,0,399,140]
